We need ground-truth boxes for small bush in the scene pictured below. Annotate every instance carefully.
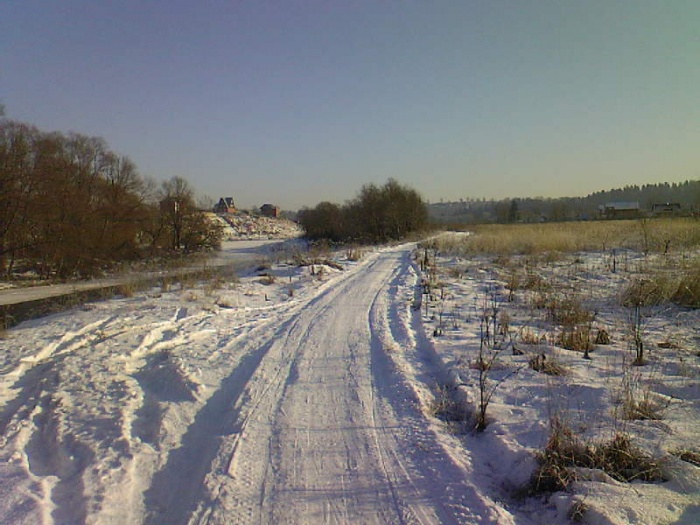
[529,418,594,493]
[557,325,593,353]
[259,273,276,285]
[528,418,666,494]
[595,433,665,483]
[520,329,543,345]
[345,248,364,261]
[427,386,468,433]
[622,275,677,307]
[528,353,568,376]
[117,282,136,298]
[672,449,700,467]
[595,328,611,345]
[673,265,700,308]
[547,296,594,326]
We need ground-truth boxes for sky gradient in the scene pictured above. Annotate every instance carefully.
[3,1,699,210]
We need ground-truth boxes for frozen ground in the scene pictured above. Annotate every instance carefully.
[0,239,291,307]
[0,238,698,524]
[418,235,700,524]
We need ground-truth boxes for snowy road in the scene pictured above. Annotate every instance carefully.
[145,246,491,524]
[0,244,509,524]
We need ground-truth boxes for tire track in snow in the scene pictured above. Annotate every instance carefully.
[369,250,520,524]
[141,311,306,525]
[144,277,354,524]
[183,247,474,524]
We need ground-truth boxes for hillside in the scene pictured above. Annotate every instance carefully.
[208,212,303,240]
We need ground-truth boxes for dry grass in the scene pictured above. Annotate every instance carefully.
[673,261,700,307]
[519,329,544,345]
[616,371,669,421]
[426,385,468,433]
[547,296,595,326]
[116,282,136,298]
[672,449,700,467]
[345,247,364,261]
[557,325,594,353]
[433,218,700,257]
[527,417,666,494]
[620,259,700,308]
[622,275,678,307]
[258,273,276,285]
[528,353,568,376]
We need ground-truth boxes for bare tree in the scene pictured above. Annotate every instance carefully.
[159,177,222,252]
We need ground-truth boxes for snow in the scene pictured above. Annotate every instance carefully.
[0,237,698,524]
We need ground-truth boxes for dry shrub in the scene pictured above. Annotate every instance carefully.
[528,353,568,376]
[528,418,665,494]
[672,449,700,467]
[618,374,668,421]
[427,386,468,433]
[557,325,593,353]
[547,296,594,326]
[622,275,677,307]
[528,417,594,493]
[595,328,611,345]
[520,329,543,345]
[595,433,665,483]
[673,264,700,308]
[522,272,549,291]
[258,273,276,285]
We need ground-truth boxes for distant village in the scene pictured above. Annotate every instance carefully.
[210,197,302,240]
[427,180,699,224]
[208,180,699,227]
[212,197,281,218]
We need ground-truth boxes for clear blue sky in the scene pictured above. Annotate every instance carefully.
[2,1,699,210]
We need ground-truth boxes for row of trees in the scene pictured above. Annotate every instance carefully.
[430,180,700,224]
[299,179,428,242]
[0,115,221,278]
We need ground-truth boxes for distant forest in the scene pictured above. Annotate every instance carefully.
[429,180,700,224]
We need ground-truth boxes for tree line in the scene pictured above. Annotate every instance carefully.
[430,180,700,224]
[298,179,428,242]
[0,116,221,279]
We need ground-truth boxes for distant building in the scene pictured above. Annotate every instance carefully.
[599,202,640,219]
[260,204,281,218]
[651,202,681,217]
[214,197,236,213]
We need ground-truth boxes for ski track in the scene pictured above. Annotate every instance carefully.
[0,245,513,524]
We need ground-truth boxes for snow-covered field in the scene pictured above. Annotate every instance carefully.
[0,237,698,524]
[418,234,700,524]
